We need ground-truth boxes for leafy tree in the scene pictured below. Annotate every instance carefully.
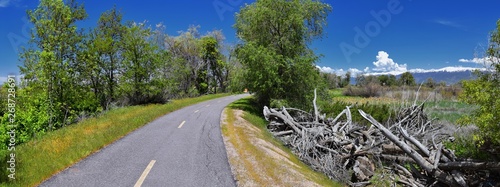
[0,86,5,117]
[378,75,389,86]
[234,0,332,107]
[425,77,436,88]
[200,36,223,93]
[378,74,397,86]
[93,6,126,109]
[322,72,339,89]
[399,72,416,86]
[388,75,397,86]
[120,22,165,105]
[459,19,500,145]
[356,75,379,87]
[226,45,247,93]
[20,0,90,130]
[340,71,351,88]
[166,26,204,96]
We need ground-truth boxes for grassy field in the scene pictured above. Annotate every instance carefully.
[1,93,230,187]
[222,97,342,186]
[422,100,476,123]
[329,88,473,124]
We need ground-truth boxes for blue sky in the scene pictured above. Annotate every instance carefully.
[1,0,499,83]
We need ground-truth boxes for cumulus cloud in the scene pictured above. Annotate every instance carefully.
[316,66,335,74]
[317,51,489,78]
[459,57,499,66]
[372,51,407,73]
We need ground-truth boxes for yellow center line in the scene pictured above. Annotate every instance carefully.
[134,160,156,187]
[177,121,186,128]
[194,110,199,113]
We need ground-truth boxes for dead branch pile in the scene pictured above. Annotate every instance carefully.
[263,92,499,186]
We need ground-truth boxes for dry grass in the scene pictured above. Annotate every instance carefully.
[221,97,342,187]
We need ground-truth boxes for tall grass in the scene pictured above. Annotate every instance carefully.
[1,93,230,187]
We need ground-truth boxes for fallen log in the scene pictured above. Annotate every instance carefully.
[439,161,500,171]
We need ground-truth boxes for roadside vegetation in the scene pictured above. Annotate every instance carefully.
[0,0,245,184]
[0,0,498,185]
[222,97,341,187]
[0,94,229,187]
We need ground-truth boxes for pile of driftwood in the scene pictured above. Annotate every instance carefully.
[263,92,500,186]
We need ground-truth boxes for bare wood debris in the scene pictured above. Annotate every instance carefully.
[263,91,499,186]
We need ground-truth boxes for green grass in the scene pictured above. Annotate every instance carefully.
[329,88,349,98]
[422,100,476,123]
[1,93,230,187]
[226,97,342,186]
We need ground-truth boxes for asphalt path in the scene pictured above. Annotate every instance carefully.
[40,94,248,187]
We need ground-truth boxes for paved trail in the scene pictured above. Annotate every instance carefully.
[40,94,248,187]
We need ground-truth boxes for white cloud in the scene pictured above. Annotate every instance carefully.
[458,57,499,66]
[372,51,407,73]
[316,66,335,74]
[318,51,489,78]
[316,66,368,77]
[433,19,462,28]
[366,66,486,76]
[410,66,486,73]
[0,0,10,7]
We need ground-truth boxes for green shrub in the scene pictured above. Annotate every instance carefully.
[319,100,395,125]
[343,84,381,98]
[458,19,500,146]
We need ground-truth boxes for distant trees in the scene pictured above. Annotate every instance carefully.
[424,77,436,88]
[234,0,332,107]
[459,19,500,145]
[378,74,397,86]
[399,72,416,86]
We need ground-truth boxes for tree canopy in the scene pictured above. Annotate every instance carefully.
[234,0,332,107]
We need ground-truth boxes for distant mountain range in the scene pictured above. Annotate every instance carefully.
[353,70,481,85]
[405,70,479,85]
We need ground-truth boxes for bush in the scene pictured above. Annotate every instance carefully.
[319,100,394,126]
[343,83,381,98]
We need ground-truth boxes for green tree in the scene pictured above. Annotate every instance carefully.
[378,75,389,86]
[166,26,204,96]
[425,77,436,88]
[200,36,223,93]
[378,74,397,86]
[459,19,500,145]
[322,72,339,89]
[120,22,164,105]
[234,0,331,107]
[20,0,89,130]
[340,72,351,88]
[399,72,416,86]
[94,6,126,108]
